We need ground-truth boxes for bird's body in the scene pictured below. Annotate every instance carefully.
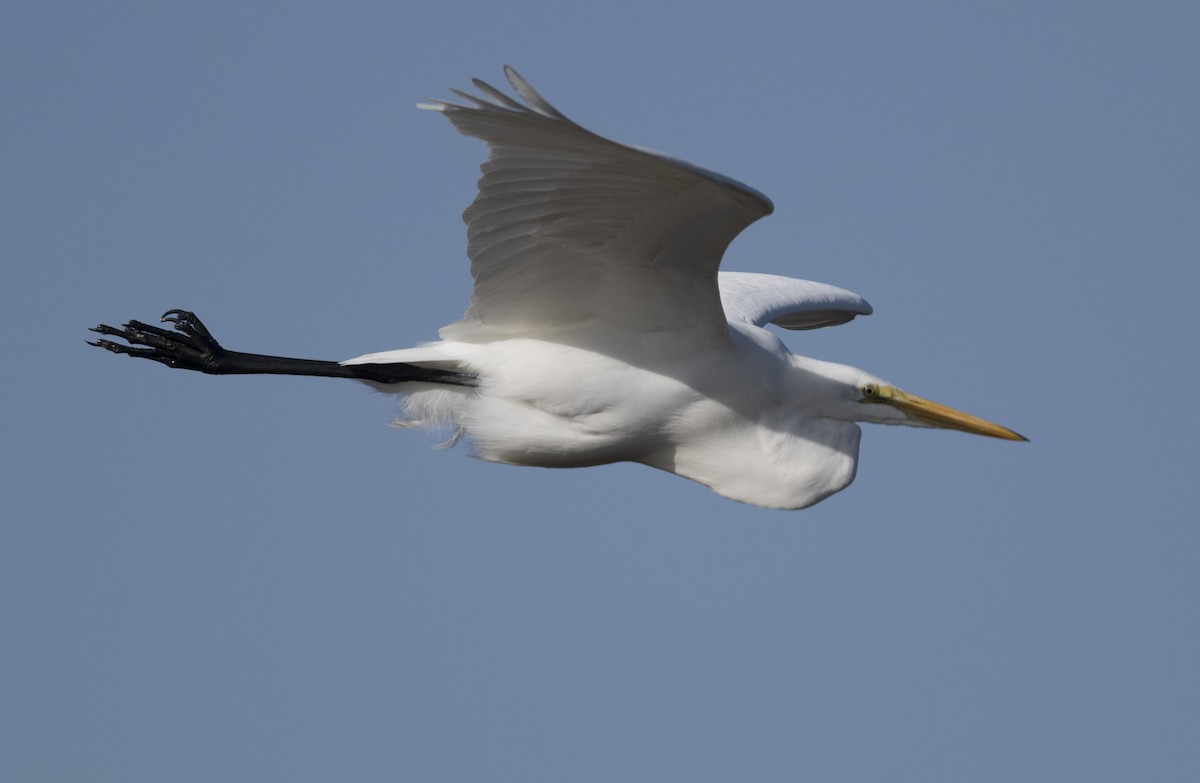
[347,272,871,508]
[92,67,1024,509]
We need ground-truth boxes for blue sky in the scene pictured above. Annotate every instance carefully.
[3,2,1198,780]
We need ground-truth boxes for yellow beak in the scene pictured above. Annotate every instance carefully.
[879,387,1028,441]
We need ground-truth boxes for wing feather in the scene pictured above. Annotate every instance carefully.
[718,272,873,330]
[425,67,773,338]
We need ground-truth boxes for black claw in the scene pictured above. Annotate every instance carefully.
[161,309,196,330]
[89,309,228,372]
[160,310,216,343]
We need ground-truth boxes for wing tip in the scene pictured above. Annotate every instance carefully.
[503,65,566,119]
[421,66,568,122]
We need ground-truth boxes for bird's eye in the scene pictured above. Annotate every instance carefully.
[862,384,879,398]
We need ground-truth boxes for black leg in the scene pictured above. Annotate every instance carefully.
[89,310,477,387]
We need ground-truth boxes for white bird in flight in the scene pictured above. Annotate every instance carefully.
[91,67,1025,509]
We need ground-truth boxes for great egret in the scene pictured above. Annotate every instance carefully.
[91,67,1025,509]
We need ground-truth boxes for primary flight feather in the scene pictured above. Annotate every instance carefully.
[91,66,1024,509]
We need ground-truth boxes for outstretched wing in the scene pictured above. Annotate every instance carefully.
[425,67,774,341]
[718,272,872,330]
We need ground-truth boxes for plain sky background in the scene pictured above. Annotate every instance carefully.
[4,2,1198,780]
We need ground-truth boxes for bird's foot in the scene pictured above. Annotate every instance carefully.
[89,310,231,374]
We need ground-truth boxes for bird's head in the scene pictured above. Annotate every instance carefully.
[795,357,1027,441]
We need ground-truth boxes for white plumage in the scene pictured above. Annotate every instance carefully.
[342,67,1023,509]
